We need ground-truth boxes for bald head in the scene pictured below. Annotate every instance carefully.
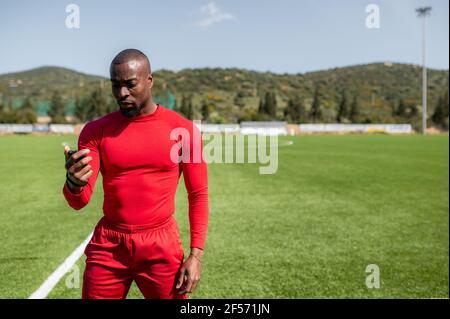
[110,48,151,75]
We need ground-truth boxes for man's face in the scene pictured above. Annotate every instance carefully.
[110,60,153,116]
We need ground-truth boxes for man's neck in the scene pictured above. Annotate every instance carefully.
[140,101,157,116]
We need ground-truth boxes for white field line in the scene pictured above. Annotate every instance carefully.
[28,232,93,299]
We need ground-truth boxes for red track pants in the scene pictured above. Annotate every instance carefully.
[82,216,188,299]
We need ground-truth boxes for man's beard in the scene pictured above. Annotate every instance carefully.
[120,103,142,118]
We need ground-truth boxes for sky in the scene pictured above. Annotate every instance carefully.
[0,0,448,77]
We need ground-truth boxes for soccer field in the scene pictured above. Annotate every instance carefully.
[0,134,448,298]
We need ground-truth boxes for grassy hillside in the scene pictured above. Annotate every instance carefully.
[0,63,448,127]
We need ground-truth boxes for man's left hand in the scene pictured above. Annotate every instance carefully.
[176,250,203,294]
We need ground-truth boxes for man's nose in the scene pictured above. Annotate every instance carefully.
[118,86,130,98]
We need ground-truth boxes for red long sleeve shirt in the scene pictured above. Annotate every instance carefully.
[62,105,208,249]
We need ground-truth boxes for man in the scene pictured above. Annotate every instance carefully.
[63,49,208,299]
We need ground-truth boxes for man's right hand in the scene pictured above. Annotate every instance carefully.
[64,146,94,192]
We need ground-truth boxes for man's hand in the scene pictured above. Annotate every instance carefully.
[176,249,203,295]
[64,146,93,192]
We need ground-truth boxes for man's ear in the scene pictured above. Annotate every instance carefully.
[148,74,153,89]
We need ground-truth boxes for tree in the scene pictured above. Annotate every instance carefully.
[0,99,18,123]
[0,100,7,123]
[284,98,297,123]
[257,91,277,120]
[173,97,181,114]
[265,91,277,119]
[74,96,88,123]
[408,104,418,118]
[180,95,193,119]
[257,96,265,115]
[106,97,118,114]
[284,96,307,123]
[394,99,419,121]
[395,99,408,117]
[201,100,210,122]
[310,86,322,123]
[349,95,360,123]
[432,91,449,130]
[234,91,246,108]
[16,97,37,124]
[297,99,307,123]
[84,88,109,121]
[336,91,348,123]
[48,91,67,124]
[21,97,34,111]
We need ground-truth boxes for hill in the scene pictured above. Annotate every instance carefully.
[0,63,448,128]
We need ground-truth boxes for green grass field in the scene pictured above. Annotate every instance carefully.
[0,134,448,298]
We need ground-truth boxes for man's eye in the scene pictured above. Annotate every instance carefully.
[128,83,136,88]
